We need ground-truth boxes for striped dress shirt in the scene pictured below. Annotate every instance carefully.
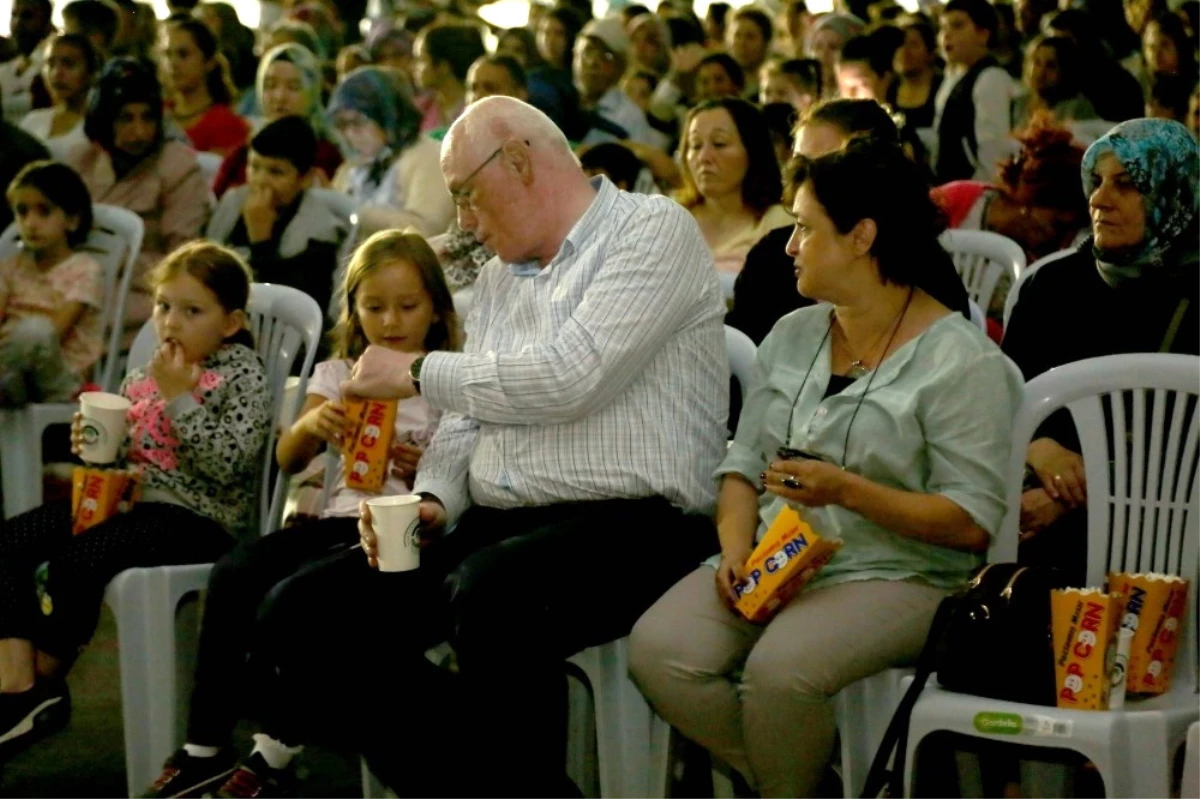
[414,176,729,524]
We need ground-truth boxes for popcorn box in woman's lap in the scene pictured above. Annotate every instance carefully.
[1051,588,1123,710]
[71,467,140,534]
[341,399,398,492]
[1107,572,1190,695]
[734,506,842,623]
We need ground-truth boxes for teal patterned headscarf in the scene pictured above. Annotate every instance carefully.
[1081,118,1199,285]
[256,43,330,140]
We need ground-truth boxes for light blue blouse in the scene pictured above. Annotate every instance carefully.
[716,305,1024,591]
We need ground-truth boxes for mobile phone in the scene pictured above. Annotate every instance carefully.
[776,447,825,462]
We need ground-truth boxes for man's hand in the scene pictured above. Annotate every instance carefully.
[341,345,419,400]
[242,184,278,244]
[358,497,447,569]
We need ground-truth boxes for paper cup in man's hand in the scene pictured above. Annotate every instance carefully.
[78,392,132,464]
[364,495,422,572]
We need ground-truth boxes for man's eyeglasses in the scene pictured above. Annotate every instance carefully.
[449,139,530,212]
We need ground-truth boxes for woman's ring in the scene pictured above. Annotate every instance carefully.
[782,476,803,490]
[1053,474,1064,482]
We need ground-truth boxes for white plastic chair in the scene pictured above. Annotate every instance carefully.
[195,151,223,187]
[725,325,755,406]
[1002,248,1075,331]
[0,204,143,519]
[310,188,361,321]
[903,353,1200,799]
[968,300,987,332]
[939,229,1026,315]
[1184,722,1199,799]
[105,283,324,796]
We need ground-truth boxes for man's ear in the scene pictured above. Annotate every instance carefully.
[506,139,534,185]
[223,308,248,340]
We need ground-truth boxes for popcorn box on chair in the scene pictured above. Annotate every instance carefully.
[1051,588,1123,710]
[734,506,842,623]
[341,398,398,492]
[1107,572,1190,695]
[71,467,140,534]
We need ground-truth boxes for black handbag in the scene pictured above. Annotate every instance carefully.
[860,563,1069,798]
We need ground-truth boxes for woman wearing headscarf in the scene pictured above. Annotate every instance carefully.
[212,43,344,198]
[326,66,454,238]
[1002,118,1199,583]
[65,57,210,339]
[805,13,865,99]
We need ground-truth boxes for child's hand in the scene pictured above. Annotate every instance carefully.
[149,341,201,402]
[302,399,349,446]
[70,411,84,456]
[389,440,423,483]
[242,184,278,244]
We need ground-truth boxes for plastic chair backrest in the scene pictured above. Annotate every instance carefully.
[725,325,756,406]
[0,204,143,392]
[1002,247,1074,331]
[310,188,361,321]
[1000,353,1200,691]
[195,152,223,186]
[939,229,1026,312]
[968,300,986,332]
[125,282,325,536]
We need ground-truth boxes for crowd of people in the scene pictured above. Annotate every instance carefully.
[0,0,1197,795]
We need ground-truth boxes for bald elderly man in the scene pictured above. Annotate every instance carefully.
[241,97,729,796]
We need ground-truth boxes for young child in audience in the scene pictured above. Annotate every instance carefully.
[143,230,459,798]
[0,161,102,407]
[933,0,1018,182]
[206,116,348,320]
[61,0,120,59]
[0,241,269,757]
[758,57,821,114]
[19,33,99,160]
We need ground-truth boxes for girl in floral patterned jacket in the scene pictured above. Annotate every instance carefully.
[0,241,270,759]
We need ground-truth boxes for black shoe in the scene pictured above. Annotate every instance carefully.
[214,752,298,798]
[0,680,70,760]
[142,748,237,798]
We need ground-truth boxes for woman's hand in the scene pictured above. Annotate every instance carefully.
[1026,438,1087,507]
[301,400,349,446]
[1019,488,1068,542]
[149,341,201,402]
[715,544,751,610]
[762,459,851,508]
[389,440,423,482]
[70,411,84,456]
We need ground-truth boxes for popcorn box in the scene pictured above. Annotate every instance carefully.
[71,467,139,534]
[734,506,842,623]
[341,399,398,492]
[1107,572,1190,695]
[1051,588,1123,710]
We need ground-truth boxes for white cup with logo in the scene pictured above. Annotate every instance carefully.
[365,494,422,572]
[78,391,132,464]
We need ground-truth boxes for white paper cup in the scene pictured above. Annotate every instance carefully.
[366,495,422,572]
[78,392,132,464]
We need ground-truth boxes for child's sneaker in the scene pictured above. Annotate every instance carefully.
[215,752,298,798]
[0,679,70,760]
[141,748,237,798]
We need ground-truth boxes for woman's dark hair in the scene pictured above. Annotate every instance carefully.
[678,97,783,218]
[697,51,746,91]
[1025,34,1085,99]
[898,15,937,55]
[580,141,643,189]
[151,241,256,349]
[776,57,823,96]
[62,0,120,48]
[731,6,774,43]
[801,97,900,142]
[545,6,585,55]
[420,24,487,83]
[666,14,707,47]
[7,160,94,247]
[167,15,238,104]
[707,1,731,27]
[621,4,651,25]
[788,138,959,297]
[84,57,165,152]
[1145,12,1197,76]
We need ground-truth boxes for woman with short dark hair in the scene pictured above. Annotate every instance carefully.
[631,138,1022,797]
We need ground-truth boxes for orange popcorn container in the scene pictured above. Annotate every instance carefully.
[1107,572,1190,695]
[71,467,140,534]
[1051,588,1123,710]
[341,398,398,493]
[734,506,842,623]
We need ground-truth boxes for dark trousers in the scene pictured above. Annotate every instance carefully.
[249,497,718,797]
[187,516,360,746]
[0,501,232,659]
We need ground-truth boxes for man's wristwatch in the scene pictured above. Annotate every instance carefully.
[409,355,426,394]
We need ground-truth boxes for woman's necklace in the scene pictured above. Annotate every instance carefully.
[834,287,915,379]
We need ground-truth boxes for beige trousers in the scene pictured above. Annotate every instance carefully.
[629,567,947,798]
